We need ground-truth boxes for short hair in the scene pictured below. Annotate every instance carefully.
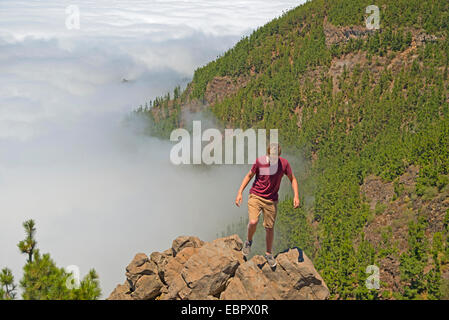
[267,143,281,156]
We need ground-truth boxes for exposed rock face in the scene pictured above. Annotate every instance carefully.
[204,76,249,105]
[324,22,375,47]
[108,234,329,300]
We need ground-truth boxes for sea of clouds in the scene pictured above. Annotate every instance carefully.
[0,0,302,297]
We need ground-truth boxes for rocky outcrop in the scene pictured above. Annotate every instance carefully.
[204,76,249,105]
[108,234,329,300]
[324,22,375,47]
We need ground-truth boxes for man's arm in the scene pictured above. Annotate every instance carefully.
[287,173,300,208]
[235,170,255,207]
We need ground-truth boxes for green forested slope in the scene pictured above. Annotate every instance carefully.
[135,0,449,299]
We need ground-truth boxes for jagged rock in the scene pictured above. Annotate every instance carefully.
[165,247,198,283]
[220,248,329,300]
[221,257,282,300]
[211,234,243,251]
[150,251,173,284]
[179,240,244,299]
[107,235,329,300]
[125,253,158,290]
[130,275,163,300]
[276,249,329,300]
[108,283,132,300]
[171,236,203,256]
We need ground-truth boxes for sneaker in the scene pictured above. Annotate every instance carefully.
[242,240,252,256]
[264,253,277,267]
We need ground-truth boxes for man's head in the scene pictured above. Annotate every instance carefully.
[266,143,281,165]
[267,143,281,157]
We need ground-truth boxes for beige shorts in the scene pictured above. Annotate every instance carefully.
[248,193,278,229]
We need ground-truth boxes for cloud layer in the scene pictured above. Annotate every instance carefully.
[0,0,302,297]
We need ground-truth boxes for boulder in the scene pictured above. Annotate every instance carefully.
[130,274,163,300]
[125,253,158,290]
[220,257,282,300]
[107,235,329,300]
[171,236,203,256]
[108,283,132,300]
[179,240,243,299]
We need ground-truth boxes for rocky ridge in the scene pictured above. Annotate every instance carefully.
[108,234,329,300]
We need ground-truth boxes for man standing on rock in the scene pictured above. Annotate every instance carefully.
[235,143,300,267]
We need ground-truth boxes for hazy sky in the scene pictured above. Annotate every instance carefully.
[0,0,303,298]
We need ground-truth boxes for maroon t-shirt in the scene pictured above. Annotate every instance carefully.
[249,156,292,202]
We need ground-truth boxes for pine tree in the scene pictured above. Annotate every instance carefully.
[17,220,101,300]
[0,268,17,300]
[17,219,37,263]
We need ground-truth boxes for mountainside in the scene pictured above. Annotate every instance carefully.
[133,0,449,299]
[108,235,329,300]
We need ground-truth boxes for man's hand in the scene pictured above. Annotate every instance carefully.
[235,193,243,207]
[293,197,300,209]
[235,170,255,207]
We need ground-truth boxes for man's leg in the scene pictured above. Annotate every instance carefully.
[247,219,258,242]
[243,195,261,256]
[262,200,277,260]
[247,195,261,242]
[265,227,274,254]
